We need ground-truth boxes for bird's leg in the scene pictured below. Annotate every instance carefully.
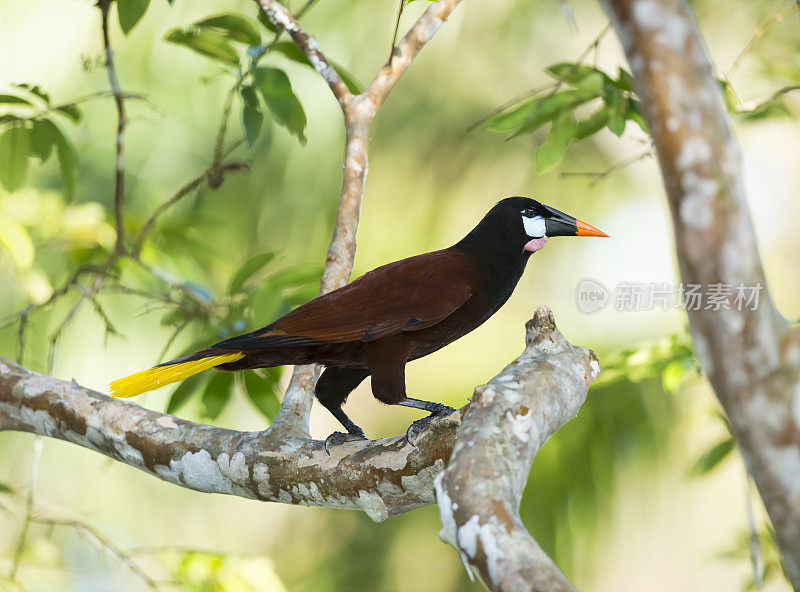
[315,367,370,454]
[324,408,368,454]
[397,397,457,445]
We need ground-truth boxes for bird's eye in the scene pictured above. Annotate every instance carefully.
[522,208,536,218]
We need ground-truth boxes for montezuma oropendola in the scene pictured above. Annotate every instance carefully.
[110,197,607,450]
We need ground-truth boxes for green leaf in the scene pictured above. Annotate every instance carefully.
[545,63,613,87]
[269,42,363,94]
[56,104,82,123]
[0,126,31,192]
[605,88,627,136]
[164,28,240,67]
[201,372,234,419]
[740,100,791,121]
[242,370,281,421]
[254,67,306,144]
[0,94,32,105]
[266,263,322,288]
[615,67,635,92]
[335,67,364,96]
[13,84,51,104]
[689,437,735,478]
[626,99,649,134]
[575,72,605,96]
[535,110,576,173]
[30,120,55,161]
[661,359,689,393]
[0,482,13,494]
[240,86,264,147]
[193,14,261,46]
[717,79,738,113]
[47,121,78,198]
[229,251,275,295]
[575,107,610,140]
[160,308,185,327]
[489,90,597,139]
[166,374,205,414]
[118,0,151,35]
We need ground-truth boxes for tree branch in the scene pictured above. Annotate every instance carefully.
[0,354,455,520]
[99,1,127,255]
[368,0,462,109]
[253,0,465,436]
[601,0,800,587]
[0,311,592,526]
[436,307,598,591]
[254,0,351,107]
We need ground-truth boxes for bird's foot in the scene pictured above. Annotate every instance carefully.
[405,404,457,446]
[324,429,367,455]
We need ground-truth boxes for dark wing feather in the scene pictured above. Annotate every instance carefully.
[213,249,474,350]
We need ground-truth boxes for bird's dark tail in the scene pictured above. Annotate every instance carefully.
[108,351,244,398]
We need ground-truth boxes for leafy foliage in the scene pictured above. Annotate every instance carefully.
[254,67,307,144]
[117,0,151,35]
[486,63,646,173]
[487,59,795,174]
[689,436,735,477]
[158,549,289,592]
[161,10,341,147]
[0,86,80,196]
[162,252,320,421]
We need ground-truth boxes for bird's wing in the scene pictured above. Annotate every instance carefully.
[213,250,474,349]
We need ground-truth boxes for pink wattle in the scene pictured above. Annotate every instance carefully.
[523,236,548,252]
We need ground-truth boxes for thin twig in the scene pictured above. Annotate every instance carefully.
[157,318,191,363]
[467,23,611,131]
[388,0,406,64]
[9,439,42,582]
[132,161,247,256]
[734,84,800,115]
[728,6,799,78]
[32,517,160,590]
[560,146,652,186]
[47,274,107,374]
[100,1,128,254]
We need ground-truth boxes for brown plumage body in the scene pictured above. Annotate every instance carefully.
[209,247,520,406]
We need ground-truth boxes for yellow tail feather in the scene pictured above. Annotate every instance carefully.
[109,352,244,398]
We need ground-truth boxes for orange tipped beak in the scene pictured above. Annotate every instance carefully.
[575,219,609,237]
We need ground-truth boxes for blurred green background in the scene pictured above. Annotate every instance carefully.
[0,0,798,590]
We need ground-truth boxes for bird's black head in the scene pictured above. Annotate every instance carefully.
[458,196,608,258]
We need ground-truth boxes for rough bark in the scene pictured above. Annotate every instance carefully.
[601,0,800,586]
[436,307,598,592]
[0,308,595,528]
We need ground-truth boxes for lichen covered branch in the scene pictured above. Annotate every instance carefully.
[436,307,598,592]
[601,0,800,586]
[0,309,591,525]
[0,356,457,521]
[254,0,350,106]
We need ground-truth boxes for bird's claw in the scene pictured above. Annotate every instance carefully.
[405,405,456,446]
[324,430,367,455]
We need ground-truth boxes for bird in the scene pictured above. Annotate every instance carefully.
[110,197,607,450]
